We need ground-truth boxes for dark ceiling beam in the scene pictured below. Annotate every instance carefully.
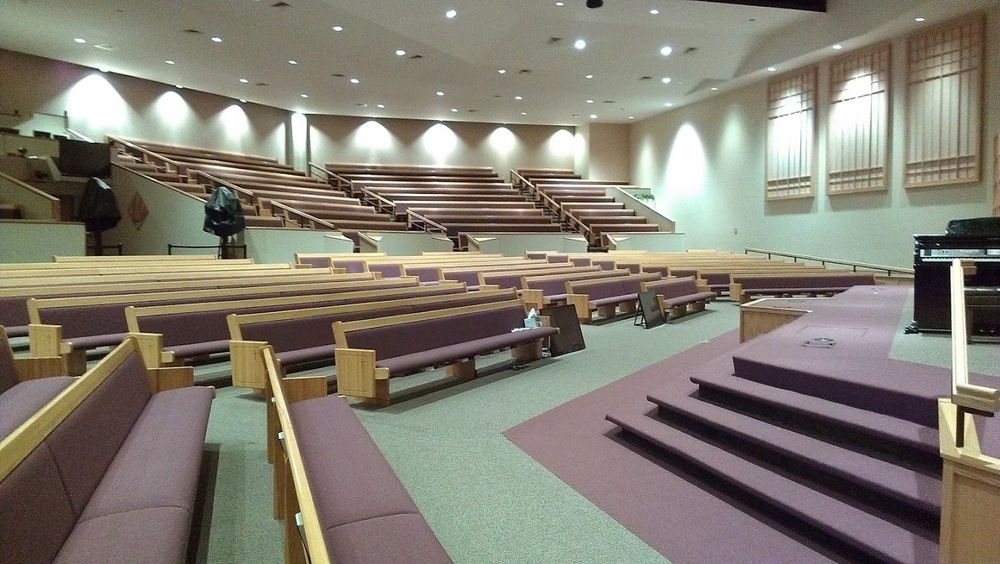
[686,0,827,12]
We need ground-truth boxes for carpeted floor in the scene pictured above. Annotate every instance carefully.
[189,289,997,563]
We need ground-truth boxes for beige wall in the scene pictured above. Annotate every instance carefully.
[585,123,631,182]
[630,8,999,269]
[308,114,576,177]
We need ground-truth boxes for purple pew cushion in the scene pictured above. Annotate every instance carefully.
[326,513,452,564]
[661,291,716,308]
[277,344,337,367]
[54,506,192,564]
[0,377,75,439]
[376,327,557,375]
[1,333,20,394]
[166,339,231,359]
[64,333,130,351]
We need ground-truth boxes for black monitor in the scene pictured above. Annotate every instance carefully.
[56,138,111,178]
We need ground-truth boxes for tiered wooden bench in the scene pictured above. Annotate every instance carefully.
[730,272,878,303]
[0,337,213,563]
[564,272,663,323]
[263,347,452,563]
[334,300,558,405]
[640,276,718,320]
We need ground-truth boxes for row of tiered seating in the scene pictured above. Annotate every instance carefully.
[513,169,661,248]
[326,163,564,249]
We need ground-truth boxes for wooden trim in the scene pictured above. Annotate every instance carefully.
[333,348,389,404]
[263,346,332,564]
[332,299,527,343]
[12,356,64,381]
[0,268,351,292]
[52,254,220,263]
[739,298,814,342]
[0,338,136,481]
[230,340,271,389]
[27,323,61,357]
[147,365,195,392]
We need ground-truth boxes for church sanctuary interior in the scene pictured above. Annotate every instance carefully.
[1,1,999,563]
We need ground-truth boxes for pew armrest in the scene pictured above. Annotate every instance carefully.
[231,340,271,390]
[564,293,592,323]
[28,324,63,358]
[521,288,544,312]
[13,356,65,381]
[146,366,196,393]
[129,332,175,369]
[334,348,390,402]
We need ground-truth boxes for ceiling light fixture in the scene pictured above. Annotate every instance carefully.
[436,91,445,96]
[498,69,506,74]
[301,94,308,98]
[661,77,671,84]
[574,39,586,50]
[915,17,925,22]
[239,78,248,83]
[660,46,672,57]
[288,60,298,65]
[586,99,594,104]
[165,60,175,65]
[514,95,523,100]
[450,108,458,112]
[628,116,635,120]
[332,25,344,31]
[349,78,359,84]
[396,49,406,56]
[211,36,222,43]
[556,1,565,6]
[376,104,385,109]
[175,84,184,89]
[711,87,718,91]
[767,66,777,72]
[445,9,457,18]
[520,112,527,116]
[664,102,673,107]
[74,38,86,44]
[239,99,247,103]
[650,9,659,15]
[832,44,843,50]
[589,114,598,118]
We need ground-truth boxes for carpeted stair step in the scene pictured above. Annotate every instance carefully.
[605,408,939,564]
[689,370,940,465]
[648,391,941,519]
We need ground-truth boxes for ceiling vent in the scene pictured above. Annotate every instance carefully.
[518,69,531,74]
[548,37,562,45]
[603,100,615,104]
[639,76,652,81]
[94,44,116,51]
[181,29,202,34]
[255,82,268,87]
[408,54,423,60]
[271,1,291,7]
[331,73,344,77]
[683,46,698,55]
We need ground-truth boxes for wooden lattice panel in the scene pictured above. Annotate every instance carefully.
[766,67,816,200]
[828,44,890,195]
[905,14,984,188]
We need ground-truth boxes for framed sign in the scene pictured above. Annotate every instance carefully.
[636,290,665,329]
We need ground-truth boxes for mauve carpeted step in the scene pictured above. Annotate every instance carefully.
[688,370,939,460]
[648,392,941,517]
[605,409,939,564]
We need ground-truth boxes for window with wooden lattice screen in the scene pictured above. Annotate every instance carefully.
[828,44,890,195]
[905,15,984,188]
[765,67,816,200]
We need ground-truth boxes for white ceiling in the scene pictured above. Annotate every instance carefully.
[1,0,995,126]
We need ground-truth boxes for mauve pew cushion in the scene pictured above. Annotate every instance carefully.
[64,333,130,351]
[0,297,31,330]
[2,324,29,338]
[290,395,421,527]
[54,506,192,564]
[0,444,78,563]
[1,334,19,394]
[278,344,337,367]
[0,377,75,439]
[45,353,150,515]
[377,328,557,375]
[78,386,212,520]
[530,279,567,295]
[166,339,231,359]
[591,293,638,307]
[661,291,716,307]
[325,513,452,564]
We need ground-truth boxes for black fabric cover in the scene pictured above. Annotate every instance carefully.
[203,186,245,238]
[77,177,121,233]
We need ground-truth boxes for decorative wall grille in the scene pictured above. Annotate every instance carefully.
[905,15,984,188]
[766,67,816,200]
[828,44,890,194]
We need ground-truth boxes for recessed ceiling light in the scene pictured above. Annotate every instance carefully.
[445,9,457,18]
[300,94,308,98]
[239,99,247,103]
[436,91,445,96]
[664,102,673,107]
[832,44,843,50]
[74,38,86,44]
[349,78,360,84]
[239,78,248,83]
[165,60,175,65]
[586,99,594,104]
[514,95,523,100]
[574,39,586,50]
[376,104,385,109]
[498,69,506,74]
[628,116,635,120]
[520,112,527,116]
[767,66,777,72]
[661,77,671,84]
[175,85,184,89]
[585,74,594,79]
[660,46,672,57]
[288,60,298,65]
[915,17,925,22]
[450,108,458,112]
[396,49,406,56]
[555,1,564,5]
[711,87,719,91]
[332,25,344,31]
[589,114,597,119]
[650,9,659,15]
[211,36,222,43]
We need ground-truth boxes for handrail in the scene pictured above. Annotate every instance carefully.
[107,135,187,177]
[270,201,338,230]
[64,129,93,142]
[744,247,913,276]
[0,172,60,220]
[406,210,447,235]
[309,162,352,195]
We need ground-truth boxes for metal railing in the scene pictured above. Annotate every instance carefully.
[744,247,913,276]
